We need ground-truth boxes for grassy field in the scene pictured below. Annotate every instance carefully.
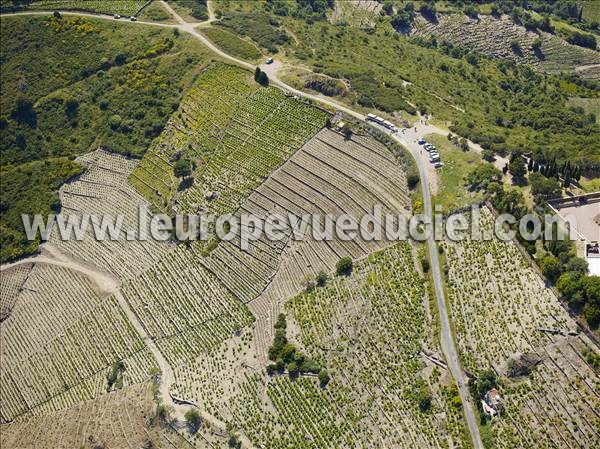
[581,0,600,21]
[137,0,175,22]
[567,96,600,123]
[426,134,484,209]
[200,26,262,61]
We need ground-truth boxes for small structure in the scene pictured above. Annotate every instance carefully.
[482,388,502,417]
[205,191,217,201]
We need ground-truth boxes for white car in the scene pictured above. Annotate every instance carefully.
[433,161,444,168]
[114,14,121,19]
[130,16,137,21]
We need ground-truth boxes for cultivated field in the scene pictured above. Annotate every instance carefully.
[199,27,263,62]
[0,263,158,422]
[0,263,32,321]
[238,129,412,358]
[172,243,470,448]
[412,14,600,78]
[50,149,172,281]
[442,205,600,448]
[23,1,146,16]
[130,63,327,216]
[120,245,254,367]
[0,382,195,449]
[330,0,382,28]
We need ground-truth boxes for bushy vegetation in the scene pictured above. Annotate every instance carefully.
[0,0,145,16]
[265,0,335,23]
[0,15,212,261]
[250,9,600,177]
[0,158,83,262]
[170,0,208,20]
[335,256,353,276]
[217,12,290,53]
[267,314,324,380]
[184,409,201,433]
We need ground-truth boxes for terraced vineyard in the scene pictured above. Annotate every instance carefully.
[0,381,198,449]
[130,63,327,216]
[50,149,172,281]
[172,243,470,448]
[412,14,600,78]
[25,1,145,16]
[330,0,382,28]
[0,263,32,321]
[442,206,600,448]
[121,245,254,367]
[237,129,411,358]
[0,263,158,421]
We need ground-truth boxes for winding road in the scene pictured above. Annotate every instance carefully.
[1,3,483,448]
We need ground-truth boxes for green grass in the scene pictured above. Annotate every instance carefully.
[216,11,290,53]
[581,1,600,21]
[168,0,208,21]
[200,26,262,61]
[426,133,484,210]
[580,177,600,192]
[567,96,600,123]
[138,0,175,22]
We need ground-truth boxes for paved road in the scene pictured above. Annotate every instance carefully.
[395,132,484,449]
[1,5,482,447]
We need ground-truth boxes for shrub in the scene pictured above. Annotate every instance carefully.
[184,409,201,433]
[174,158,192,178]
[319,369,330,387]
[336,256,353,276]
[316,271,328,287]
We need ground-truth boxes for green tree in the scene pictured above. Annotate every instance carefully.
[257,71,269,86]
[466,164,502,190]
[174,158,192,178]
[319,369,330,387]
[540,254,562,283]
[184,409,201,433]
[509,156,527,179]
[336,256,353,275]
[316,271,328,287]
[341,122,353,139]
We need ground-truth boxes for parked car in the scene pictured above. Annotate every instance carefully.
[266,58,274,64]
[433,161,444,168]
[114,14,121,19]
[130,16,137,21]
[418,138,426,145]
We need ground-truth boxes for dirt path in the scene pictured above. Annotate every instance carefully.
[0,243,119,297]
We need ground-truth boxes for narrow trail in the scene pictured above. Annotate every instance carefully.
[0,244,119,297]
[1,4,482,447]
